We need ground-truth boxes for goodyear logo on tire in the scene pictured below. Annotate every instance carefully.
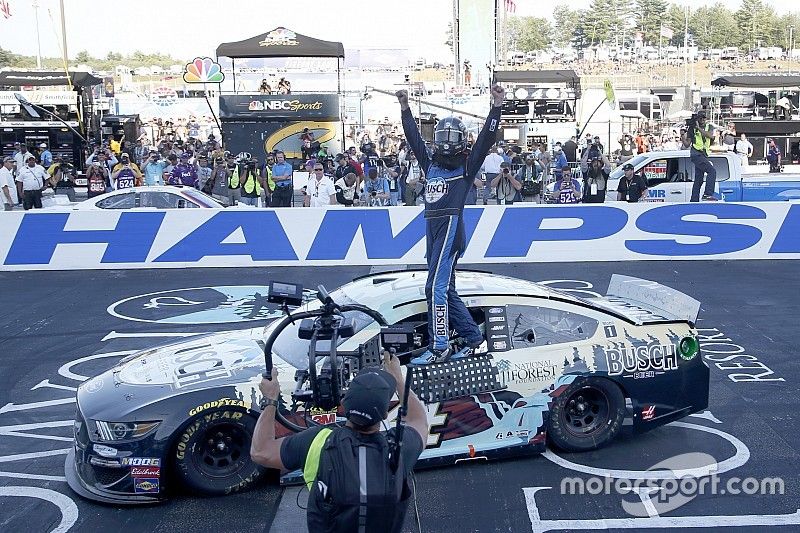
[189,398,248,416]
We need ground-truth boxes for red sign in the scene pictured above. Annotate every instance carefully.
[130,466,161,477]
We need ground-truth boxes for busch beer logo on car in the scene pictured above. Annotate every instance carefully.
[434,304,447,337]
[425,178,449,203]
[121,457,161,467]
[498,360,558,385]
[605,343,678,378]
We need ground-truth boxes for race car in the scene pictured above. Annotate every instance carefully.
[65,271,709,504]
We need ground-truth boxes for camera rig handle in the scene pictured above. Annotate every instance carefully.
[262,304,389,380]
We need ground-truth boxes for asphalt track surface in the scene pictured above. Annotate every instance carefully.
[1,261,799,533]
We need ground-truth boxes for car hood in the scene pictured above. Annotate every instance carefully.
[76,329,298,421]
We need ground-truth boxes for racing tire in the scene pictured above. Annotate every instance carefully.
[547,377,625,452]
[174,408,264,496]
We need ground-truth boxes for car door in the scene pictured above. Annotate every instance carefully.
[641,157,687,202]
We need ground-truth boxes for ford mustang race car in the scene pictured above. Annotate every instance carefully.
[65,271,709,504]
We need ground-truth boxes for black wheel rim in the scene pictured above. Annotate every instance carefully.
[193,422,249,477]
[562,386,610,437]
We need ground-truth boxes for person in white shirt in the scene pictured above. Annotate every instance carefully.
[16,155,48,210]
[735,133,753,167]
[480,147,505,205]
[1,157,19,210]
[303,163,337,207]
[12,142,33,179]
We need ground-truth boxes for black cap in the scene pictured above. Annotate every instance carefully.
[696,110,707,118]
[343,369,396,427]
[623,163,634,170]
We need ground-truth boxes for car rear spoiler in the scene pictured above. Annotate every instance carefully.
[599,275,701,326]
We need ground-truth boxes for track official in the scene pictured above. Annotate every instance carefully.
[397,84,505,364]
[251,353,429,533]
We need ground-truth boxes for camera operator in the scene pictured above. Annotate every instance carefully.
[490,162,522,204]
[47,156,76,201]
[210,156,232,203]
[553,165,581,204]
[251,352,428,533]
[580,149,610,203]
[616,162,648,202]
[683,111,717,201]
[238,157,263,206]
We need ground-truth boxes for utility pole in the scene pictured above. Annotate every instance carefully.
[453,0,460,85]
[32,0,42,69]
[683,5,689,87]
[59,0,69,64]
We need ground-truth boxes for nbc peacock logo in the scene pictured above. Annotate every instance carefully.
[259,27,299,47]
[183,57,225,84]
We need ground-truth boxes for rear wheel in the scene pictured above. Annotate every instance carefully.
[548,377,625,452]
[174,408,264,496]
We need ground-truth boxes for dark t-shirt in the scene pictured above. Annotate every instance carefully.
[280,424,425,476]
[563,140,578,162]
[617,173,648,202]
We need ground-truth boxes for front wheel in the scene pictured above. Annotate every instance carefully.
[174,408,264,496]
[548,377,625,452]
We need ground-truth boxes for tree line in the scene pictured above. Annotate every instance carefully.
[0,47,186,71]
[507,0,800,52]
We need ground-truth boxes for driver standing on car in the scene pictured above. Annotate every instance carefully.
[251,353,429,533]
[396,84,505,364]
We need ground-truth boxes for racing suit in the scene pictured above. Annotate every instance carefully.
[401,105,501,352]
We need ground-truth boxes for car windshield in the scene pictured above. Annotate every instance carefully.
[270,291,376,369]
[182,188,224,208]
[609,154,650,180]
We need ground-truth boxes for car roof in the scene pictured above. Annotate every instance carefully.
[336,270,570,310]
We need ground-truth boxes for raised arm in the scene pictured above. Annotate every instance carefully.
[397,90,431,171]
[465,84,504,178]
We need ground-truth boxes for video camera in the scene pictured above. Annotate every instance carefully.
[262,281,421,428]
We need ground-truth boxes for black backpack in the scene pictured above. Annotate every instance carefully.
[305,427,411,533]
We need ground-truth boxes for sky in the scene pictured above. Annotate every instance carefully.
[1,0,799,62]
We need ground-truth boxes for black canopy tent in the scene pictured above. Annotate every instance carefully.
[492,69,581,96]
[711,74,800,88]
[216,27,344,94]
[0,70,102,88]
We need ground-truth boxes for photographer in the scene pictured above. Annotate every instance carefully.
[580,149,611,203]
[47,156,77,201]
[85,146,118,175]
[170,153,198,187]
[378,157,401,206]
[402,150,424,206]
[516,154,542,203]
[111,153,142,190]
[251,352,428,533]
[363,167,390,206]
[238,158,263,206]
[210,157,232,203]
[490,162,522,204]
[683,111,717,201]
[335,172,360,206]
[141,151,167,186]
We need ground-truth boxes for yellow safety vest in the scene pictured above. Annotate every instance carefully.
[228,166,240,189]
[692,126,711,156]
[243,168,262,195]
[265,165,275,191]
